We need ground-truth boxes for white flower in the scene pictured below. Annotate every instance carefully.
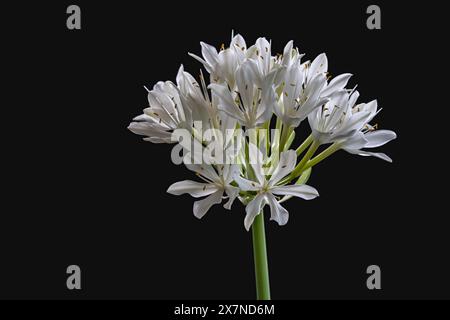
[341,129,397,162]
[189,34,248,88]
[210,59,277,128]
[303,53,352,97]
[128,79,188,143]
[274,59,328,127]
[273,51,352,128]
[190,35,281,90]
[308,90,397,161]
[175,65,213,129]
[167,164,240,219]
[234,147,319,230]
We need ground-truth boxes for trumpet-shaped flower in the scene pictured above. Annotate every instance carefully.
[308,90,397,161]
[189,34,248,88]
[274,60,328,127]
[210,59,277,128]
[128,79,188,143]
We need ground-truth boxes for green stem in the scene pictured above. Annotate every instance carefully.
[302,142,341,172]
[252,212,271,300]
[283,130,296,151]
[290,139,320,179]
[279,124,290,152]
[295,134,313,156]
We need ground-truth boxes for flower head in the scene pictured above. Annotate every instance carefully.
[129,33,396,230]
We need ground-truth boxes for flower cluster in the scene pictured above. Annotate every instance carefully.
[128,34,396,231]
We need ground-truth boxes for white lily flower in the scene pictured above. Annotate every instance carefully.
[190,35,283,90]
[167,164,240,219]
[234,147,319,231]
[303,53,352,97]
[175,65,214,129]
[308,90,397,161]
[274,59,328,127]
[128,79,189,143]
[273,51,352,127]
[210,59,277,128]
[189,34,248,88]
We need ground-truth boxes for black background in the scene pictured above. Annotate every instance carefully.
[1,1,447,300]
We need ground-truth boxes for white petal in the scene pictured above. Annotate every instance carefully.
[308,53,328,79]
[188,53,212,73]
[128,122,164,136]
[358,151,393,162]
[244,194,266,231]
[236,60,261,108]
[266,193,289,226]
[283,60,303,110]
[234,174,261,191]
[248,143,266,185]
[230,34,247,62]
[231,34,247,51]
[128,122,173,143]
[271,184,319,200]
[209,83,246,123]
[344,149,393,163]
[348,90,360,109]
[217,49,238,85]
[363,100,378,117]
[321,73,352,97]
[364,130,397,148]
[282,40,294,66]
[223,164,240,184]
[132,114,152,122]
[255,37,271,74]
[184,164,220,182]
[193,190,223,219]
[340,131,368,150]
[200,42,219,68]
[298,74,327,121]
[223,186,240,210]
[268,150,297,186]
[336,111,372,138]
[167,180,219,198]
[143,135,172,144]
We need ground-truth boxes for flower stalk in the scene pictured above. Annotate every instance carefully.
[302,142,341,172]
[295,134,313,156]
[252,211,271,300]
[290,139,320,179]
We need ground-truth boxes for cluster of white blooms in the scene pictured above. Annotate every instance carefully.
[128,34,396,231]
